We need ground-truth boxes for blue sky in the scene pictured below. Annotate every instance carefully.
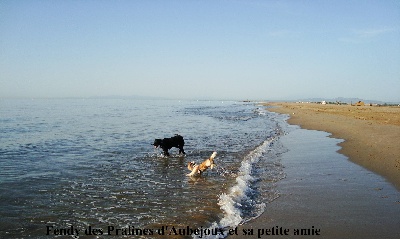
[1,0,399,101]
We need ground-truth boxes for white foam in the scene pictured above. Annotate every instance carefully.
[194,138,275,239]
[254,107,267,116]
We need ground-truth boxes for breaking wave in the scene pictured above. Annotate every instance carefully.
[195,132,285,239]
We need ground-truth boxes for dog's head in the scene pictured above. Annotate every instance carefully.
[153,139,162,148]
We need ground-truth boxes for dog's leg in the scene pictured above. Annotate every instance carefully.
[179,146,185,155]
[163,149,170,157]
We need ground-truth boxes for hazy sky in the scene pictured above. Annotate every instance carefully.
[1,0,399,101]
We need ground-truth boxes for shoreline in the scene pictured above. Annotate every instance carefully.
[264,102,400,191]
[230,104,400,238]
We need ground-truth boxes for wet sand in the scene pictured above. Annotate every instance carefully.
[230,102,400,239]
[266,102,400,190]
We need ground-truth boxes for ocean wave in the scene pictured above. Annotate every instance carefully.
[194,135,282,239]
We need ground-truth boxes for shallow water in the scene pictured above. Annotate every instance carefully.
[0,99,287,238]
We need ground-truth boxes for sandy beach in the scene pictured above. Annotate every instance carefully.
[266,102,400,190]
[230,102,400,239]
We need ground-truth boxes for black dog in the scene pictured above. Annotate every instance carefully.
[153,134,185,156]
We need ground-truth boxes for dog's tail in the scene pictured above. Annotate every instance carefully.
[209,151,217,169]
[210,151,217,160]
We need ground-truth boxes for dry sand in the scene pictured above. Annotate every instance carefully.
[229,102,400,239]
[266,102,400,190]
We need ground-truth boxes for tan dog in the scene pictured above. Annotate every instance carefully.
[187,152,217,176]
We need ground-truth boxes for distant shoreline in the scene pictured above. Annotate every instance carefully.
[264,102,400,190]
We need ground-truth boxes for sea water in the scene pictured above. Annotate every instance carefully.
[0,98,288,238]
